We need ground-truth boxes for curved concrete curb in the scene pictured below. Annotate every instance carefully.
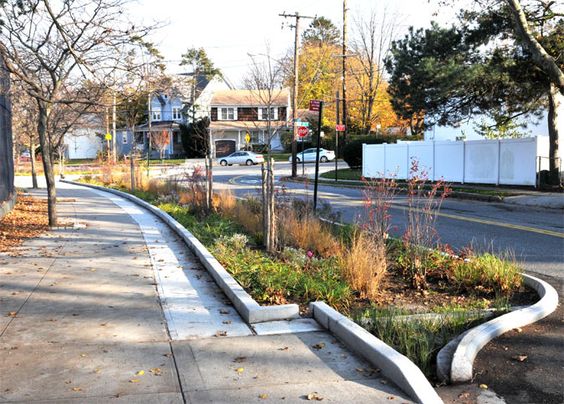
[439,274,558,383]
[63,180,299,324]
[310,301,443,404]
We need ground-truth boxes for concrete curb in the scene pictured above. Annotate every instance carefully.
[309,301,443,404]
[62,180,299,324]
[0,192,17,221]
[438,274,558,383]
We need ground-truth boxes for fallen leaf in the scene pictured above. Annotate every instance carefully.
[215,330,227,337]
[135,370,145,376]
[312,342,325,350]
[150,368,162,376]
[6,312,17,318]
[513,355,528,362]
[479,384,488,390]
[235,367,244,374]
[71,387,82,392]
[278,346,289,351]
[129,379,140,383]
[258,393,268,399]
[514,328,523,333]
[233,356,247,363]
[222,320,232,325]
[219,309,230,315]
[306,392,323,401]
[387,397,395,400]
[458,392,470,399]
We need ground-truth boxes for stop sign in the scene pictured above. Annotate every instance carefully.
[297,126,308,137]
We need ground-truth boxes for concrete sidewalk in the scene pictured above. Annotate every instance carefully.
[0,182,411,403]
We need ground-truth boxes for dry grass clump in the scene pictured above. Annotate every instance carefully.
[217,191,262,236]
[278,211,341,258]
[339,231,387,300]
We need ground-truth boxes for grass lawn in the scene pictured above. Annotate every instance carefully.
[270,153,291,162]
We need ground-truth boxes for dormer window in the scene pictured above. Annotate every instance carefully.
[172,107,181,120]
[152,108,161,121]
[258,107,278,121]
[219,107,237,120]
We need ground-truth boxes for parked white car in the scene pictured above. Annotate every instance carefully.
[218,151,264,166]
[289,148,336,163]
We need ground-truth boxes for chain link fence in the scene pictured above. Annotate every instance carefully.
[0,56,15,217]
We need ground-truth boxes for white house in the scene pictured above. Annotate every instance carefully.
[64,115,104,160]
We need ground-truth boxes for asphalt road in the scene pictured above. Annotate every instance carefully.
[212,161,564,281]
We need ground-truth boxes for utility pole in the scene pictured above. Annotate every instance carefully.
[279,11,314,178]
[112,91,117,162]
[342,0,348,141]
[335,90,340,182]
[147,92,152,178]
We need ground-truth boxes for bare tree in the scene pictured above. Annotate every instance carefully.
[0,0,153,226]
[244,50,287,253]
[351,9,399,134]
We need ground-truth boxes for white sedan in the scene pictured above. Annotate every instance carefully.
[218,151,264,166]
[289,148,336,163]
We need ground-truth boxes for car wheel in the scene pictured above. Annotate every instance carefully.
[220,160,228,166]
[296,157,301,163]
[320,156,328,163]
[246,159,253,166]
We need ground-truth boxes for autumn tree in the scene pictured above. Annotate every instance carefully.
[0,0,153,226]
[350,9,399,134]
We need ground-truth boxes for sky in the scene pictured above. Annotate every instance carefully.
[131,0,459,86]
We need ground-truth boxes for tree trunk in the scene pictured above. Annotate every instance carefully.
[37,102,57,226]
[506,0,564,93]
[547,83,561,183]
[268,158,276,252]
[30,138,38,189]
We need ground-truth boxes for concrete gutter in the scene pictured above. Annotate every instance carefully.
[62,180,300,324]
[437,274,558,383]
[309,301,443,404]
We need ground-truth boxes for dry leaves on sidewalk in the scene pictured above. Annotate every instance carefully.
[0,192,48,254]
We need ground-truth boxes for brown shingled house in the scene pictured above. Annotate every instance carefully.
[209,88,291,157]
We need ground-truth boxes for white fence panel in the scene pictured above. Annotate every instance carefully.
[363,144,386,178]
[464,140,499,184]
[407,142,434,179]
[385,143,409,179]
[499,138,537,186]
[362,136,547,186]
[434,141,464,182]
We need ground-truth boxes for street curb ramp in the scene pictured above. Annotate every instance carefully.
[437,273,558,383]
[62,180,299,324]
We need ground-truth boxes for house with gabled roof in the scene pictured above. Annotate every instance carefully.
[209,88,291,157]
[132,73,232,158]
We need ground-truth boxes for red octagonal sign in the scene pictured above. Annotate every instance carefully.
[297,126,308,137]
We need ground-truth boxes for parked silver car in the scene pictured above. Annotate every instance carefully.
[218,151,264,166]
[289,148,336,163]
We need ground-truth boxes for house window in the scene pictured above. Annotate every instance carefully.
[152,109,161,121]
[122,133,128,144]
[219,107,236,120]
[258,107,278,121]
[172,107,181,121]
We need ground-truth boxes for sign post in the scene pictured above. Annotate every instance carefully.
[311,100,323,211]
[104,133,112,162]
[297,126,308,176]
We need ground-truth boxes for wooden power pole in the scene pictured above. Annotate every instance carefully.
[279,11,314,178]
[342,0,348,140]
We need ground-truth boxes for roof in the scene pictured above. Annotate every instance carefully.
[211,88,290,107]
[136,120,182,131]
